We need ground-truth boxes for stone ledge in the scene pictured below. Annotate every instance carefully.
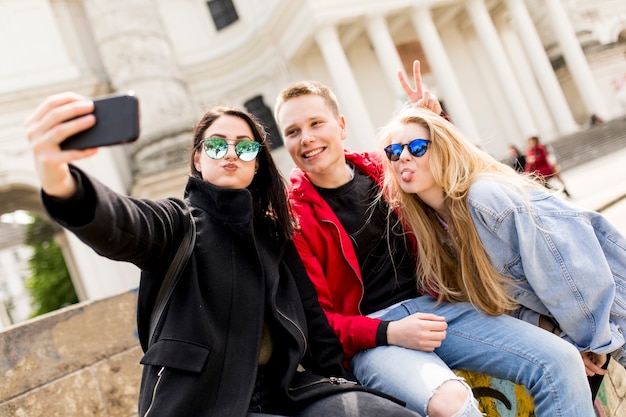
[0,290,140,401]
[2,288,625,416]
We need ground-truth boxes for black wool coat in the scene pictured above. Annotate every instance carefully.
[43,168,358,417]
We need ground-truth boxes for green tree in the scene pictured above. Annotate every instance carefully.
[24,214,78,317]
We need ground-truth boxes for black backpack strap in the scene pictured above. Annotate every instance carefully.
[148,207,196,346]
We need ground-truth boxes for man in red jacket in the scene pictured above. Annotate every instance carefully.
[273,61,594,417]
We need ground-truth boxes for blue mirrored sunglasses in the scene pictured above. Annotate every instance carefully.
[384,139,431,161]
[203,137,260,162]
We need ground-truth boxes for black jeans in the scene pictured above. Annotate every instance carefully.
[248,391,423,417]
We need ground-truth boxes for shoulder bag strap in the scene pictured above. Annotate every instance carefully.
[148,207,196,346]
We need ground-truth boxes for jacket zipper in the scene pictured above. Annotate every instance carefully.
[143,366,165,417]
[329,376,358,385]
[288,376,358,391]
[276,307,308,357]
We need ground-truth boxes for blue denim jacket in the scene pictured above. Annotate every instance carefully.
[467,179,626,356]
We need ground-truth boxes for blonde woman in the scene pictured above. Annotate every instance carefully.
[379,106,626,381]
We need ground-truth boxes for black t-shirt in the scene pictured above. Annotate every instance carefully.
[314,166,419,316]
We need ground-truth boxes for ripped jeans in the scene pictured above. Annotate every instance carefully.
[353,345,479,417]
[351,295,594,417]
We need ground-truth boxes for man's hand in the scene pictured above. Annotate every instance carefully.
[387,312,447,351]
[581,352,608,377]
[397,60,442,115]
[538,315,608,377]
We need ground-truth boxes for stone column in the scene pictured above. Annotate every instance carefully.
[506,0,578,135]
[315,25,377,149]
[0,0,80,91]
[82,0,197,177]
[60,0,199,300]
[545,0,610,119]
[410,7,481,143]
[365,14,407,107]
[466,0,537,137]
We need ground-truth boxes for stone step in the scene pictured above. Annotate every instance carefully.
[550,117,626,172]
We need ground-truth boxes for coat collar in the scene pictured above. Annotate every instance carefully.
[289,149,385,206]
[184,176,254,224]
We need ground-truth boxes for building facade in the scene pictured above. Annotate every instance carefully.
[1,0,625,304]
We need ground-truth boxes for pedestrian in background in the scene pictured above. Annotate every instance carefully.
[507,144,526,173]
[525,135,571,197]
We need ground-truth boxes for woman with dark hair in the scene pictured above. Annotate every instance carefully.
[24,92,421,417]
[188,106,292,236]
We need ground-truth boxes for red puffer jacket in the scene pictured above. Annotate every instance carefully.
[289,150,399,359]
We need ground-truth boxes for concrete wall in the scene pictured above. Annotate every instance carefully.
[1,289,626,416]
[0,291,142,417]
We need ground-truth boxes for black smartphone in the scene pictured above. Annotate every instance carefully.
[60,92,140,150]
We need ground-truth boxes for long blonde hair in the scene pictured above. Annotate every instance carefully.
[379,107,544,315]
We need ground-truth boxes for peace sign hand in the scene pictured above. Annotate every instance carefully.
[397,60,442,115]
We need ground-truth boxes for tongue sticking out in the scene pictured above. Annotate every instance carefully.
[401,171,414,182]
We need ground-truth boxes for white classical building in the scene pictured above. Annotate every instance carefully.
[1,0,625,305]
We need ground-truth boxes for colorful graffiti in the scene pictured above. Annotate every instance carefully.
[455,370,609,416]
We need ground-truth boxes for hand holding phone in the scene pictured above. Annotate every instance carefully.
[60,92,140,150]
